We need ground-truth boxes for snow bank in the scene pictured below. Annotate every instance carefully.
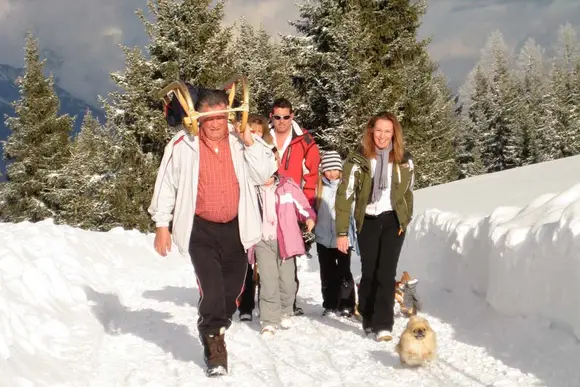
[401,181,580,341]
[0,219,157,387]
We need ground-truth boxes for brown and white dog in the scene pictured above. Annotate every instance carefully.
[395,315,437,366]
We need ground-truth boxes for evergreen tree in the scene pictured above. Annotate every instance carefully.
[230,18,298,117]
[457,65,489,179]
[100,0,234,232]
[515,38,552,163]
[0,32,73,222]
[55,110,121,230]
[282,0,367,151]
[473,31,523,173]
[284,0,458,188]
[545,23,580,158]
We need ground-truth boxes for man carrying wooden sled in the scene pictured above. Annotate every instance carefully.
[149,77,277,377]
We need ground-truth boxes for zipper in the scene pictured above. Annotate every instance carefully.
[399,188,409,236]
[284,145,292,170]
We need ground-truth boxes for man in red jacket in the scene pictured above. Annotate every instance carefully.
[269,98,320,206]
[269,97,321,316]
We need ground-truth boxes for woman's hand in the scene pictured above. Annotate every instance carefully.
[305,218,315,232]
[337,235,349,254]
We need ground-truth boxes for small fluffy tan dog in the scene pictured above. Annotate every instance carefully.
[395,315,437,366]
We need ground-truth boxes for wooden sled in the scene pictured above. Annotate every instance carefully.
[158,75,250,136]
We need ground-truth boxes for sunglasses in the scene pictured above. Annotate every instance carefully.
[272,115,291,120]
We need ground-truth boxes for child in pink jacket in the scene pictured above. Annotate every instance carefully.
[251,173,316,336]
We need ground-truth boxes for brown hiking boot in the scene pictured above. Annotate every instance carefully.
[201,328,227,377]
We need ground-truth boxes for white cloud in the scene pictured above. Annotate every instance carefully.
[419,0,580,87]
[222,0,300,38]
[0,0,576,104]
[0,0,149,105]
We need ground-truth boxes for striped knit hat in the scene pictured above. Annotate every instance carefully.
[320,150,343,172]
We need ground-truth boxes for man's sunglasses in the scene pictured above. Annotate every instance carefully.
[272,115,291,120]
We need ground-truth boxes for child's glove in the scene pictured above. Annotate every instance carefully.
[300,223,315,259]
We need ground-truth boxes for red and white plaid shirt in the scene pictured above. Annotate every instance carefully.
[195,135,240,223]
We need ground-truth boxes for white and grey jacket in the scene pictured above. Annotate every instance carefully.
[148,128,278,255]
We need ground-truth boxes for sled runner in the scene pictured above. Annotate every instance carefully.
[158,75,250,135]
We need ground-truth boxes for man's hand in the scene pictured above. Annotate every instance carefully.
[154,227,172,256]
[337,235,349,254]
[237,121,254,146]
[305,218,315,232]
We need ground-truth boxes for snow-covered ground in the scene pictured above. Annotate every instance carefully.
[1,156,580,387]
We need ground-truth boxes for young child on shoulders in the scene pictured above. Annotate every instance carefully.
[314,150,358,318]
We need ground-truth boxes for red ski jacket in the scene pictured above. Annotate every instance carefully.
[270,121,321,207]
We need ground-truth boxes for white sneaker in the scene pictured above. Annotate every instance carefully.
[375,330,393,342]
[280,315,293,329]
[260,325,276,336]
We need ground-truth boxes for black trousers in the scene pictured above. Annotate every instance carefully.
[317,243,355,311]
[357,211,406,332]
[238,263,256,314]
[189,216,247,336]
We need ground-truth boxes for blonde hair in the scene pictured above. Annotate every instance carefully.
[315,170,342,210]
[248,114,273,145]
[361,112,405,163]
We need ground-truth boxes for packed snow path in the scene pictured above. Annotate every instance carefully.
[2,219,580,387]
[84,252,580,387]
[4,157,580,387]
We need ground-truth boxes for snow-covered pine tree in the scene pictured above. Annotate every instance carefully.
[515,38,552,164]
[474,30,523,173]
[230,18,298,117]
[282,0,369,153]
[0,32,73,222]
[55,110,122,230]
[284,0,458,187]
[545,23,580,158]
[456,64,489,179]
[101,0,234,232]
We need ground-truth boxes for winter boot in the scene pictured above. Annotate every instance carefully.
[200,328,228,377]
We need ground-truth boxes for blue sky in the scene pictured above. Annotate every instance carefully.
[0,0,578,104]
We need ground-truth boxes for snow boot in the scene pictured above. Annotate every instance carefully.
[375,330,393,342]
[200,328,228,377]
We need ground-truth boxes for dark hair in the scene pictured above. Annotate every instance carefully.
[272,97,293,113]
[194,89,229,111]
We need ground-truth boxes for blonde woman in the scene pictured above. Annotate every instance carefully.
[335,112,415,342]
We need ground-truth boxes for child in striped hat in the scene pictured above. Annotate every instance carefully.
[314,150,357,318]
